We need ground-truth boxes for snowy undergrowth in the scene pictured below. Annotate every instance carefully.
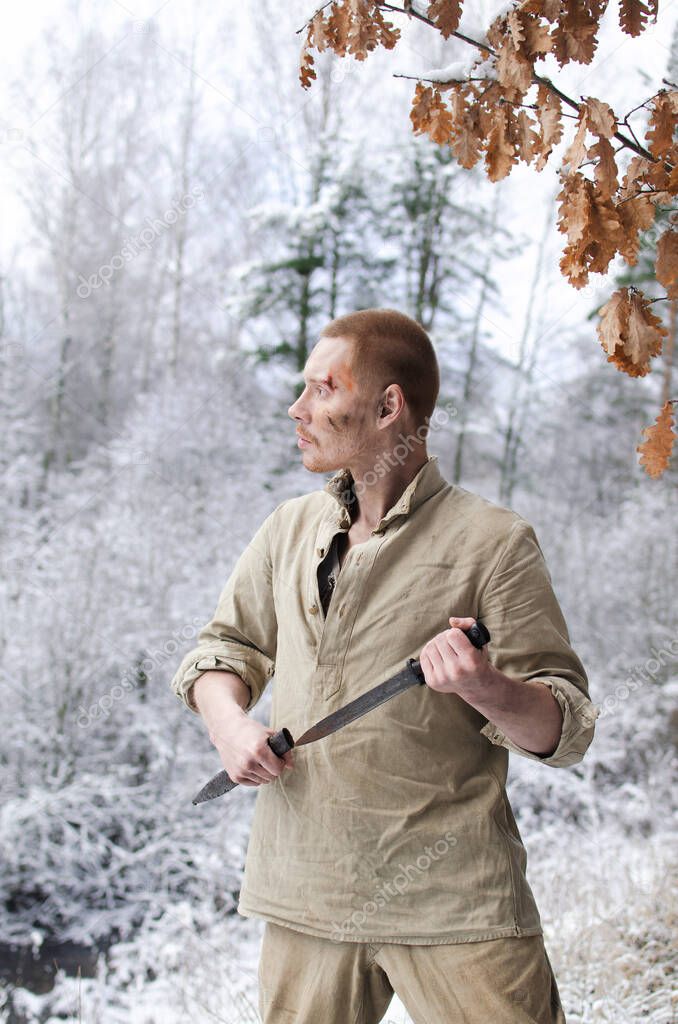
[3,821,674,1023]
[510,676,677,1024]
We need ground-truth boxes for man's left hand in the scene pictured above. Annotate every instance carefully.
[419,616,495,697]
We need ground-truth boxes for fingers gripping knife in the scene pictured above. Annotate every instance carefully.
[192,621,491,805]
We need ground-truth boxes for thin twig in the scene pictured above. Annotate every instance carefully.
[394,72,497,86]
[620,117,643,151]
[379,1,490,53]
[296,0,334,35]
[616,188,660,204]
[623,95,656,121]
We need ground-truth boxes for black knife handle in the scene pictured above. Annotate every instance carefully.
[408,619,490,681]
[463,620,491,649]
[269,727,295,756]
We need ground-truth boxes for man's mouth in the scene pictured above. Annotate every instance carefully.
[297,435,312,447]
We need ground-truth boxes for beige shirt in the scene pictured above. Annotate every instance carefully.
[170,455,599,945]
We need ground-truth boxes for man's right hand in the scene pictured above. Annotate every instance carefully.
[211,711,295,787]
[191,669,294,787]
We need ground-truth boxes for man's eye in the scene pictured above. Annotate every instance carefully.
[315,386,327,397]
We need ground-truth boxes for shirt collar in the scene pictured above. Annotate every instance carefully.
[323,454,447,533]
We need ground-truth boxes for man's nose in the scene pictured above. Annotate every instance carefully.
[288,393,306,420]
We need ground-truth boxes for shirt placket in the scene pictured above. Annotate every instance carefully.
[309,522,388,700]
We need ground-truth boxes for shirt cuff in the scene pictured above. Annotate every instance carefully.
[171,647,274,714]
[479,676,600,768]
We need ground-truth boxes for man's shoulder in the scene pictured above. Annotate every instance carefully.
[437,481,528,538]
[430,484,539,584]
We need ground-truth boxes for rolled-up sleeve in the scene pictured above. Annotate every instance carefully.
[169,510,278,715]
[477,518,599,767]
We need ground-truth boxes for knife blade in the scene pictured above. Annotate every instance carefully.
[192,620,490,804]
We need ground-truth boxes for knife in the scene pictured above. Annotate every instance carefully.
[192,620,490,804]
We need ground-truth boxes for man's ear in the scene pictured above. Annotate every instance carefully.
[378,385,403,419]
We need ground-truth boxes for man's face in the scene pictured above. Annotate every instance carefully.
[287,335,379,473]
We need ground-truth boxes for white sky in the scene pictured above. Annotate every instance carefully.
[1,0,676,376]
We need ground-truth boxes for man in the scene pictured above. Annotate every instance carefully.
[170,308,598,1023]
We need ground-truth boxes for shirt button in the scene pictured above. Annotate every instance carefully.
[309,604,319,615]
[316,547,325,557]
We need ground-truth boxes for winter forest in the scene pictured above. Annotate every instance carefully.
[1,0,677,1021]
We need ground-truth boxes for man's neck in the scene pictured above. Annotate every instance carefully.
[348,452,429,533]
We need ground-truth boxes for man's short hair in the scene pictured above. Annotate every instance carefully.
[320,308,440,435]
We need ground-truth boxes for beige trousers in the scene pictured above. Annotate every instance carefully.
[258,922,566,1024]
